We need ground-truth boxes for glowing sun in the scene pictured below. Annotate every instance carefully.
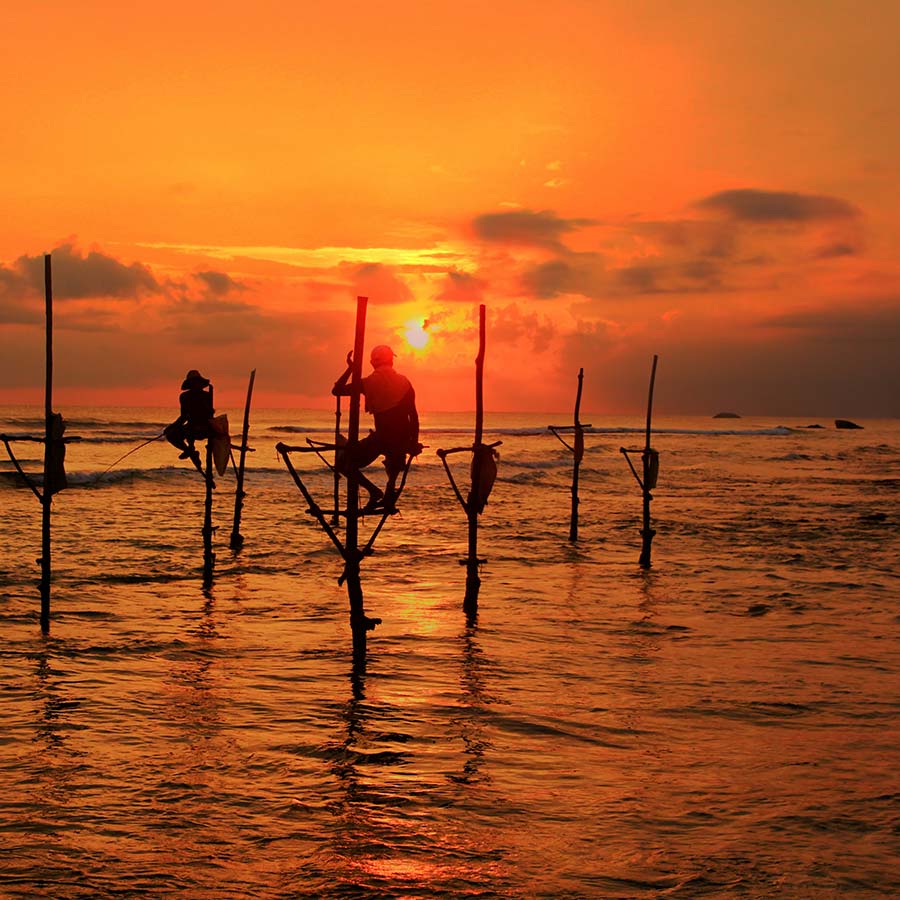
[403,318,430,350]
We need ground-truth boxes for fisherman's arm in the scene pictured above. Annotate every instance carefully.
[331,350,354,397]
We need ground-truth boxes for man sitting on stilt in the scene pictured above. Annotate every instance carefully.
[165,369,214,476]
[332,345,421,513]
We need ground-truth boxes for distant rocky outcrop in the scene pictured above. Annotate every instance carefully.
[713,411,741,419]
[835,419,863,429]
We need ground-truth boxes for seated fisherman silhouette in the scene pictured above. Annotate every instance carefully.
[332,344,421,513]
[165,369,214,474]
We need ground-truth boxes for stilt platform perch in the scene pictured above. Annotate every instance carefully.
[620,354,660,569]
[437,304,500,619]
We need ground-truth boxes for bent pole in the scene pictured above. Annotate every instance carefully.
[639,355,659,569]
[230,368,256,550]
[40,253,53,634]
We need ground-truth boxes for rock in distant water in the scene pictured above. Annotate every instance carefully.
[713,412,741,419]
[835,419,863,429]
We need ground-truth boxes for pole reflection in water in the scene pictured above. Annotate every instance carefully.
[32,647,82,753]
[451,623,493,785]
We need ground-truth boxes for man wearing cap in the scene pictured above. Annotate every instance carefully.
[333,345,421,512]
[164,369,214,470]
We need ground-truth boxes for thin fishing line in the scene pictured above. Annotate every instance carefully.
[100,431,165,476]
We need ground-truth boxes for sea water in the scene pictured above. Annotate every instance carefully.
[1,406,898,898]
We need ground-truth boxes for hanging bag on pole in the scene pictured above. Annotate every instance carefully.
[470,443,499,514]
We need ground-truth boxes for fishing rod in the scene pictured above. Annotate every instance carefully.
[101,431,166,475]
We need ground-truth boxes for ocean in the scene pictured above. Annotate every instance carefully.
[1,405,898,898]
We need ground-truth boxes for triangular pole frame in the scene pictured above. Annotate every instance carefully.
[275,296,415,663]
[620,354,660,568]
[549,367,591,542]
[437,304,500,620]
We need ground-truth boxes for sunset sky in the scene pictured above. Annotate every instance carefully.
[2,1,898,416]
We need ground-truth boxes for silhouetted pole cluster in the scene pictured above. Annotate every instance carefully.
[0,254,75,632]
[277,296,397,664]
[549,367,590,542]
[438,304,501,619]
[620,355,660,569]
[229,368,256,550]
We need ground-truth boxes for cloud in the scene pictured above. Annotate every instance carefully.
[632,220,738,259]
[695,188,859,223]
[194,270,247,295]
[8,242,160,299]
[759,300,900,342]
[471,208,595,250]
[490,303,556,352]
[520,252,722,300]
[813,242,859,259]
[436,270,486,304]
[349,263,413,305]
[164,296,270,346]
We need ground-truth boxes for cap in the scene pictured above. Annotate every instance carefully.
[370,345,395,367]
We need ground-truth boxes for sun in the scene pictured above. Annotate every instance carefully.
[403,318,430,350]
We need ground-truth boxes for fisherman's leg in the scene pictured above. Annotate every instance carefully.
[382,449,406,508]
[164,421,189,453]
[340,435,384,502]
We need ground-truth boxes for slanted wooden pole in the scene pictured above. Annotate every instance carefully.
[229,368,256,550]
[639,355,659,569]
[346,296,368,661]
[202,444,215,587]
[39,254,52,633]
[464,304,486,615]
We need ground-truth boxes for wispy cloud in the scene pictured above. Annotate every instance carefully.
[695,189,859,222]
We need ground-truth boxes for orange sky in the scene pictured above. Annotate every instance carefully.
[2,1,899,416]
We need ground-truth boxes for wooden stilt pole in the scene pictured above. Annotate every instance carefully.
[619,355,660,569]
[639,355,659,568]
[569,368,584,542]
[463,304,486,616]
[39,254,52,633]
[549,369,591,543]
[331,393,342,527]
[202,444,215,588]
[346,296,368,661]
[229,368,256,550]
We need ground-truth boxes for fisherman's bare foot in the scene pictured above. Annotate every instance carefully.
[361,492,385,514]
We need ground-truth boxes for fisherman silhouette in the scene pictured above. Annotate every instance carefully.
[332,345,422,512]
[165,369,214,475]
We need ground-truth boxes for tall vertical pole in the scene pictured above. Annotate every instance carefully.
[346,297,368,660]
[230,368,256,550]
[202,444,215,588]
[569,367,584,543]
[331,393,342,527]
[39,254,52,633]
[464,304,486,616]
[639,355,659,569]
